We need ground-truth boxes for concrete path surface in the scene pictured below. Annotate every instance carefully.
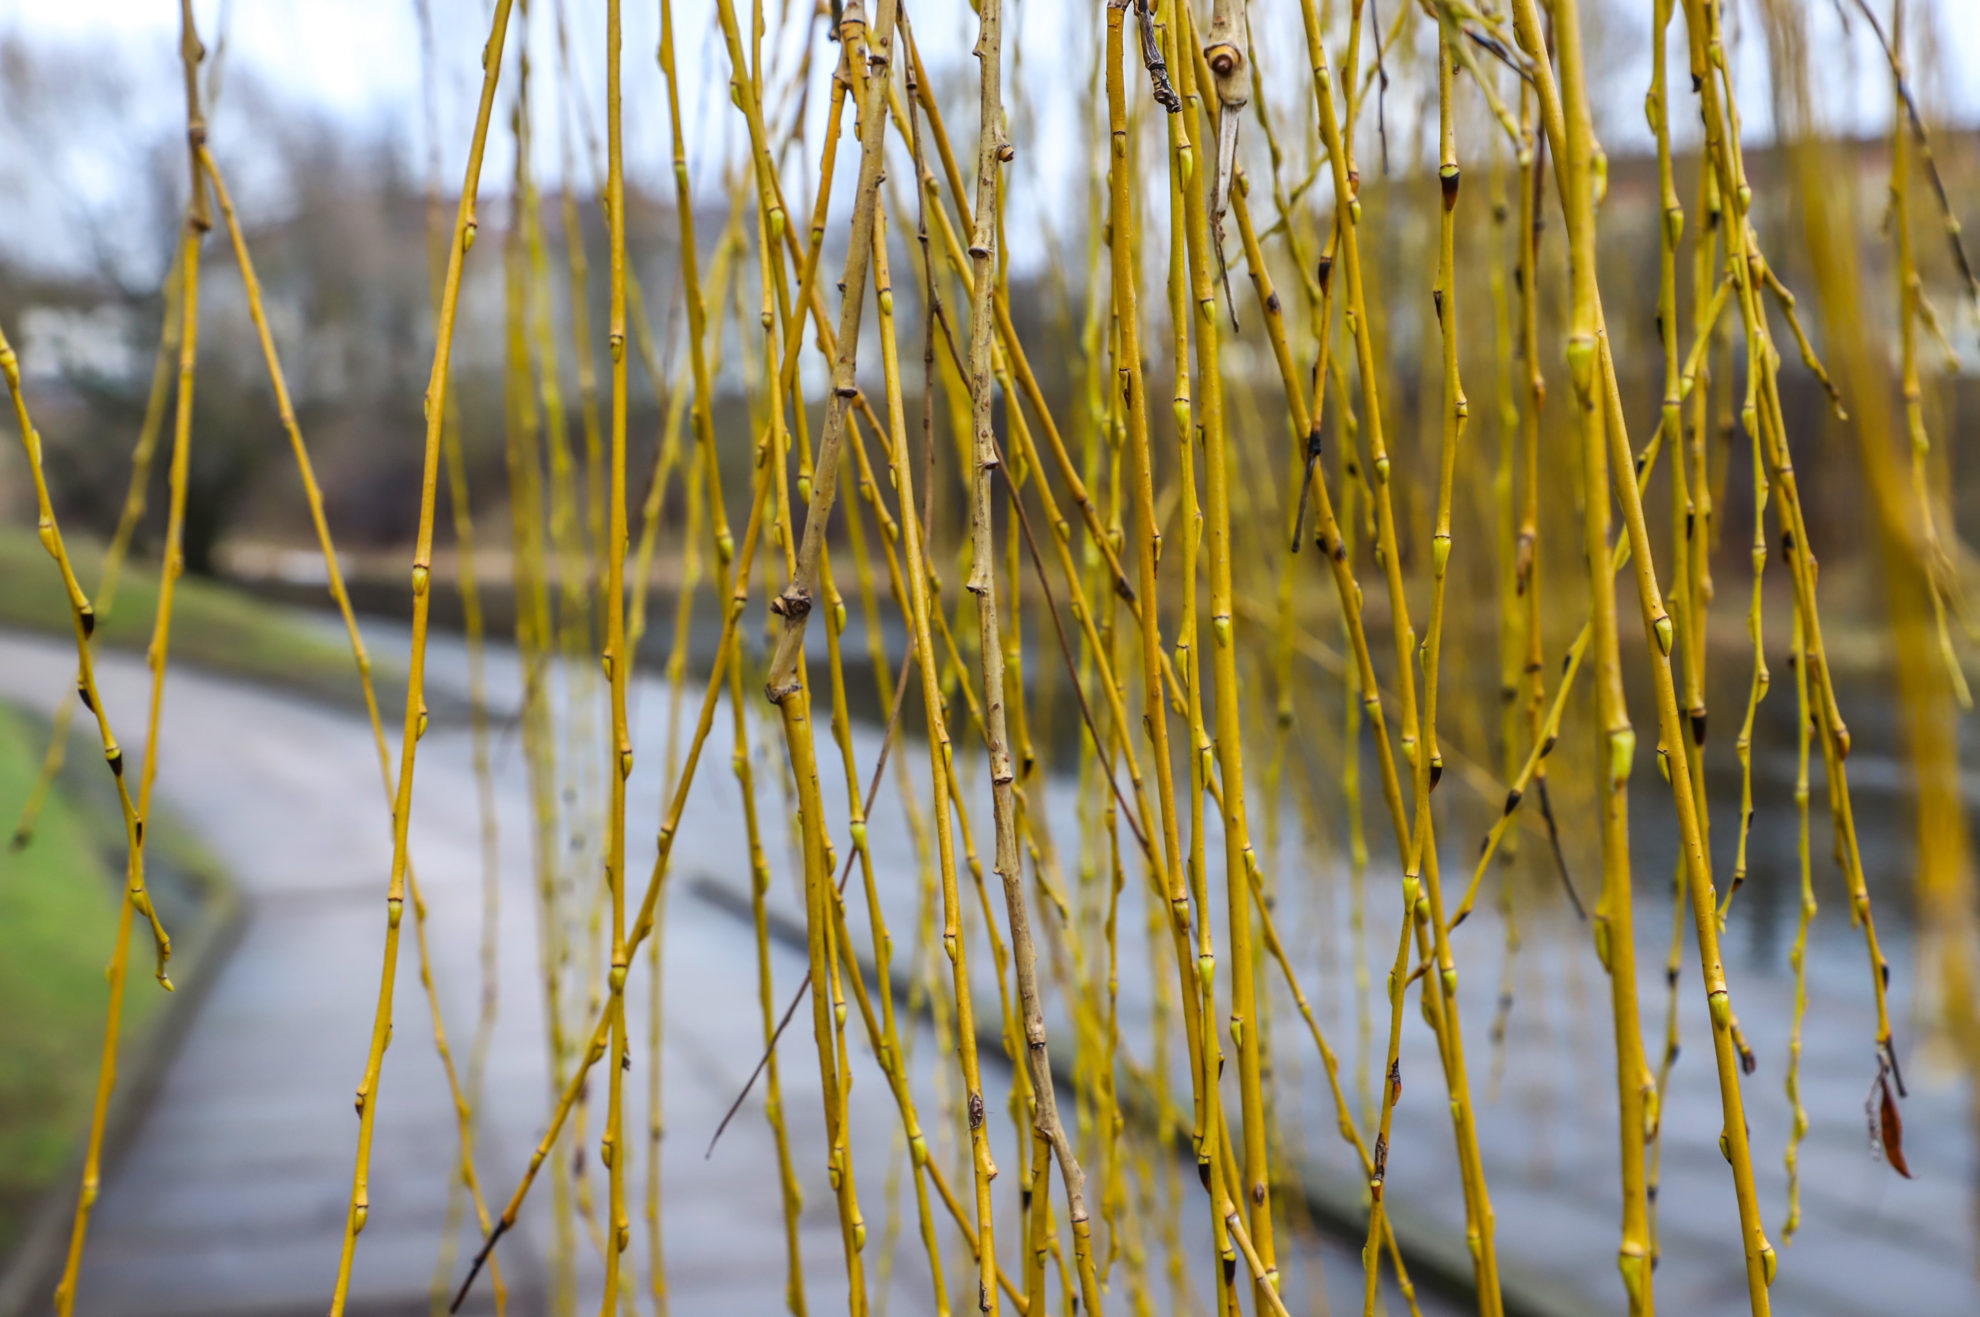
[0,626,1446,1317]
[2,615,1971,1315]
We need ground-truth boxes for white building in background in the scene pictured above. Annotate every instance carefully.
[13,303,139,385]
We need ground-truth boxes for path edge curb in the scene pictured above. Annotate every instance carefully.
[689,873,1601,1317]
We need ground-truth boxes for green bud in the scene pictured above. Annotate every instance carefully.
[1609,727,1636,789]
[1619,1250,1646,1306]
[1709,987,1731,1029]
[1566,335,1598,402]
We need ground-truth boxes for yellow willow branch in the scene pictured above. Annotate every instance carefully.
[200,144,508,1311]
[2,311,173,1314]
[959,0,1103,1308]
[329,1,515,1309]
[453,451,775,1311]
[45,9,212,1304]
[1171,1,1275,1296]
[10,249,181,852]
[1512,0,1777,1307]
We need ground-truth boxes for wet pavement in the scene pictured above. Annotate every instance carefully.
[0,615,1971,1315]
[0,626,1439,1317]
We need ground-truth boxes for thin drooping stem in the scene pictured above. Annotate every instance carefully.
[202,145,508,1313]
[1173,0,1275,1299]
[1502,2,1657,1301]
[10,248,181,853]
[758,0,899,701]
[330,3,516,1311]
[597,0,635,1310]
[731,0,897,1305]
[2,309,175,1315]
[1511,0,1779,1307]
[1292,4,1504,1307]
[961,1,1103,1311]
[43,11,209,1307]
[453,449,777,1312]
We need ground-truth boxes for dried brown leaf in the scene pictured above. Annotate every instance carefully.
[1879,1074,1912,1179]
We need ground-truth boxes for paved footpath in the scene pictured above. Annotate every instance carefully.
[0,627,1450,1317]
[6,613,1973,1315]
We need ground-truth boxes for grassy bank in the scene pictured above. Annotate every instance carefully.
[0,526,399,714]
[0,704,166,1249]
